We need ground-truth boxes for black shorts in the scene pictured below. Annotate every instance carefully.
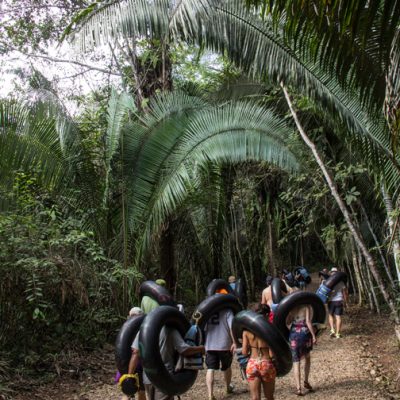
[328,301,344,316]
[205,351,233,371]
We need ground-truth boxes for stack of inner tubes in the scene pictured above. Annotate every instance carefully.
[139,306,198,396]
[316,272,347,304]
[192,293,243,330]
[271,278,287,312]
[139,280,176,306]
[273,291,326,338]
[232,310,292,377]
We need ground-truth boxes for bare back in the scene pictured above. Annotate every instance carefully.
[242,330,272,360]
[261,286,273,307]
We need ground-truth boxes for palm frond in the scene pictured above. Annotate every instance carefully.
[123,92,298,262]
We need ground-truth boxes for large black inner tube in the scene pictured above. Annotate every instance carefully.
[232,310,292,377]
[115,314,146,374]
[139,280,176,306]
[273,291,326,339]
[234,278,248,308]
[271,278,287,304]
[139,306,197,396]
[324,272,347,289]
[206,279,234,297]
[192,293,243,329]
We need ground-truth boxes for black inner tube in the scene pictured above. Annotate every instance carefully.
[232,310,292,377]
[271,278,287,304]
[139,280,176,306]
[324,272,347,289]
[206,279,235,297]
[234,278,248,308]
[139,306,197,396]
[115,314,146,374]
[273,291,326,339]
[192,293,243,329]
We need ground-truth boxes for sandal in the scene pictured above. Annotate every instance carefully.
[304,381,314,392]
[296,388,304,396]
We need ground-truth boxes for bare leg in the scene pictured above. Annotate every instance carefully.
[293,361,302,393]
[304,354,311,383]
[223,367,232,390]
[206,369,215,399]
[248,378,262,400]
[328,314,335,332]
[336,315,342,335]
[138,390,146,400]
[262,380,275,400]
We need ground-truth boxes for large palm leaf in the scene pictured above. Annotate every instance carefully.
[119,91,298,261]
[67,0,400,193]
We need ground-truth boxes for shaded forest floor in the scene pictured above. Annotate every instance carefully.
[11,305,400,400]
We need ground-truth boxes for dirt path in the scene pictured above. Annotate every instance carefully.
[76,308,392,400]
[14,275,400,400]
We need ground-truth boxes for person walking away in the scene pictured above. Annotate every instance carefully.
[205,289,236,400]
[319,268,329,284]
[116,307,145,400]
[261,276,274,322]
[287,302,316,396]
[129,317,205,400]
[327,268,348,339]
[242,329,276,400]
[228,276,236,291]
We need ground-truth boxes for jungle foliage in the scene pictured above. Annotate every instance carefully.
[0,0,400,392]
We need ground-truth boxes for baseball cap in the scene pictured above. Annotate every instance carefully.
[330,267,338,272]
[155,279,166,286]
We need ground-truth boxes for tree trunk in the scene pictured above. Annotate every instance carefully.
[351,239,364,306]
[381,184,400,286]
[160,221,176,291]
[359,201,395,289]
[282,84,398,321]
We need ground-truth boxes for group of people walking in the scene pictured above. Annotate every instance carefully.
[118,268,348,400]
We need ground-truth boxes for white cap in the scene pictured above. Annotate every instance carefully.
[129,307,143,316]
[330,267,338,272]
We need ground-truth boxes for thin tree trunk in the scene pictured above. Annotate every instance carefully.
[351,239,364,306]
[381,184,400,286]
[160,221,175,291]
[357,246,373,310]
[366,255,380,314]
[282,84,398,321]
[345,251,357,303]
[359,201,396,289]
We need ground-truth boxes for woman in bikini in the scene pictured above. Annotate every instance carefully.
[287,303,317,396]
[242,329,276,400]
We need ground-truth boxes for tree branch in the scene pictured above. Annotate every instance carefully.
[7,47,122,76]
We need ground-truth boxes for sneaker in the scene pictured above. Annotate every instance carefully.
[329,329,335,338]
[226,384,234,394]
[335,333,342,339]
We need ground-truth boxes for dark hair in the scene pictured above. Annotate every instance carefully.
[255,303,270,316]
[265,275,273,287]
